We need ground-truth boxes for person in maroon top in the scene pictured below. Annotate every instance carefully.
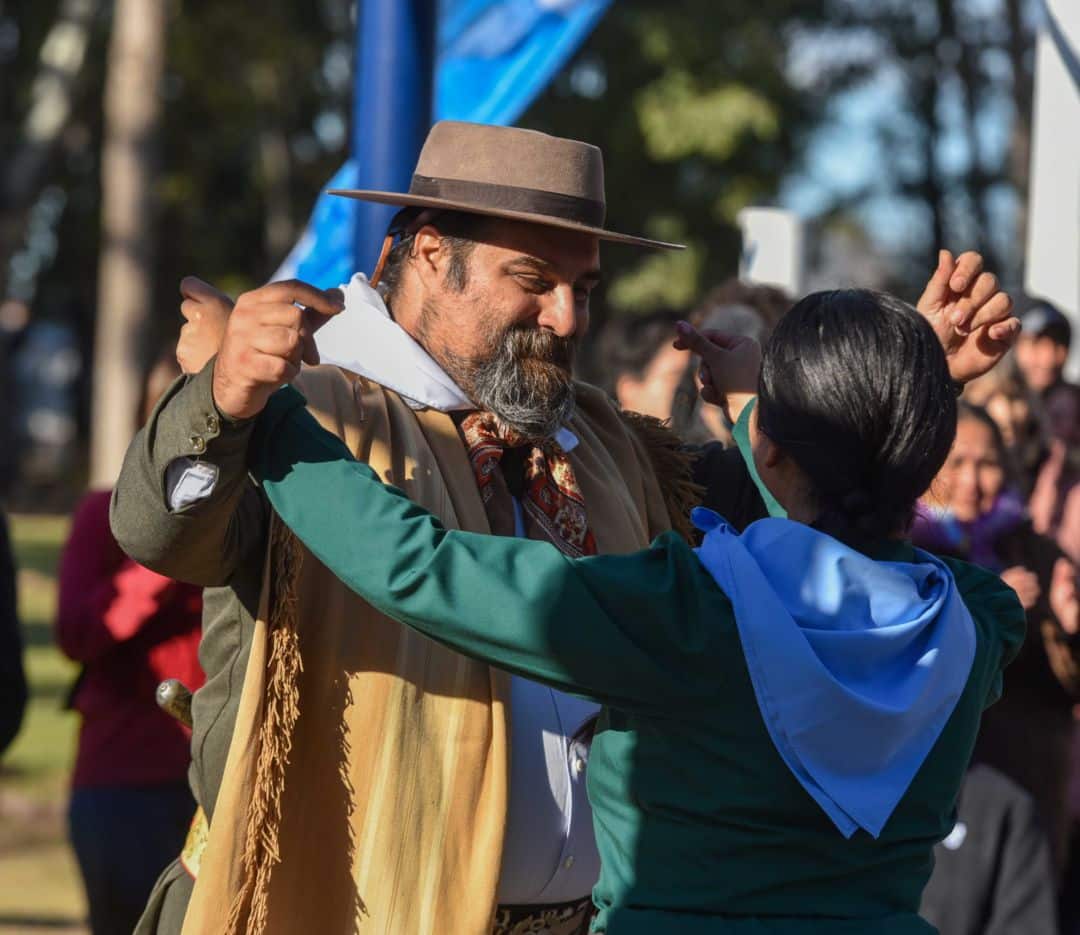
[56,354,205,935]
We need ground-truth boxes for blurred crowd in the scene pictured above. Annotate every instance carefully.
[2,279,1080,934]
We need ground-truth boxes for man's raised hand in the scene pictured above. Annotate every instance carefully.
[177,277,234,375]
[916,250,1021,385]
[212,280,344,421]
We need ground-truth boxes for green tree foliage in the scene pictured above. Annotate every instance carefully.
[783,0,1038,286]
[522,0,829,318]
[2,0,353,363]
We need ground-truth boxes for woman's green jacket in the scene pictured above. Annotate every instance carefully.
[251,386,1025,935]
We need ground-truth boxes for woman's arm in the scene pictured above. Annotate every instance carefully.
[254,388,722,712]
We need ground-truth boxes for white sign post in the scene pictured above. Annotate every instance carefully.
[1026,0,1080,371]
[737,207,805,297]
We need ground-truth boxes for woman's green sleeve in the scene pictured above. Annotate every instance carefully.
[252,387,721,712]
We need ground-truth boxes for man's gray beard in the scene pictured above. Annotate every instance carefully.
[445,327,577,442]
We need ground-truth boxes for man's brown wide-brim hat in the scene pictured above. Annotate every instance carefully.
[329,121,685,251]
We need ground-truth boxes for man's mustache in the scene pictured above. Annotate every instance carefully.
[500,326,576,369]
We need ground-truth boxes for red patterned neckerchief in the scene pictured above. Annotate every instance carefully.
[459,411,597,559]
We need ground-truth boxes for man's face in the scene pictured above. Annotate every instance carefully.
[418,219,601,440]
[1016,333,1068,394]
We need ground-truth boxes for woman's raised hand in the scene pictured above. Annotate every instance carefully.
[673,321,761,422]
[916,250,1021,385]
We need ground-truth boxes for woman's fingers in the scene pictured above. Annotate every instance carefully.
[949,251,984,293]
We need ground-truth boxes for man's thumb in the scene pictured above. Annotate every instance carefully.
[180,276,233,305]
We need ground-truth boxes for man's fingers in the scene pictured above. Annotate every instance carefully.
[249,279,346,318]
[949,251,984,293]
[249,325,304,363]
[301,332,321,367]
[249,350,301,386]
[236,302,306,329]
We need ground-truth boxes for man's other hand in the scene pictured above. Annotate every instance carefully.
[916,250,1021,385]
[177,277,233,374]
[212,280,344,421]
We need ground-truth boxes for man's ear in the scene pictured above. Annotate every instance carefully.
[413,225,445,289]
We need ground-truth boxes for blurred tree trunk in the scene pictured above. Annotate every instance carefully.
[0,0,100,300]
[88,0,166,488]
[251,65,295,268]
[1005,0,1034,277]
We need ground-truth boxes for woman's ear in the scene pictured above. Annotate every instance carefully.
[761,435,785,470]
[750,406,784,469]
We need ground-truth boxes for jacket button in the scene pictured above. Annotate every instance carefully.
[190,435,206,454]
[206,414,220,434]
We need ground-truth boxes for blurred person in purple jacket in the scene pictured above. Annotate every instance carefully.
[913,403,1080,875]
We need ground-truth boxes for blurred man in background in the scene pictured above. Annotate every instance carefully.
[1017,299,1074,399]
[599,279,791,447]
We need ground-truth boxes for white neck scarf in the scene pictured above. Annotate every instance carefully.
[313,274,474,412]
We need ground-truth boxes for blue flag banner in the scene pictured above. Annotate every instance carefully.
[438,0,613,125]
[276,0,612,286]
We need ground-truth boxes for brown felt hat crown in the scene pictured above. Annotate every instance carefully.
[329,121,684,250]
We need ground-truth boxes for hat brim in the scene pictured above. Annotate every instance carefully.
[328,189,685,251]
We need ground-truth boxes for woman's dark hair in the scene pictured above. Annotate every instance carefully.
[757,289,957,544]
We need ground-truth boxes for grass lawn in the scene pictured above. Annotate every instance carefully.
[0,514,87,931]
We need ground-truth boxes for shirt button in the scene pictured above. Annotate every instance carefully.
[564,856,575,870]
[206,414,220,434]
[190,435,206,454]
[573,757,586,776]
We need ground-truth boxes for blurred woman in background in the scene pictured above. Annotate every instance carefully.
[55,352,204,935]
[963,354,1047,492]
[913,403,1080,875]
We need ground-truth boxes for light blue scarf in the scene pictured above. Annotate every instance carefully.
[693,507,976,838]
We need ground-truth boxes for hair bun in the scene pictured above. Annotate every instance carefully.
[840,489,873,516]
